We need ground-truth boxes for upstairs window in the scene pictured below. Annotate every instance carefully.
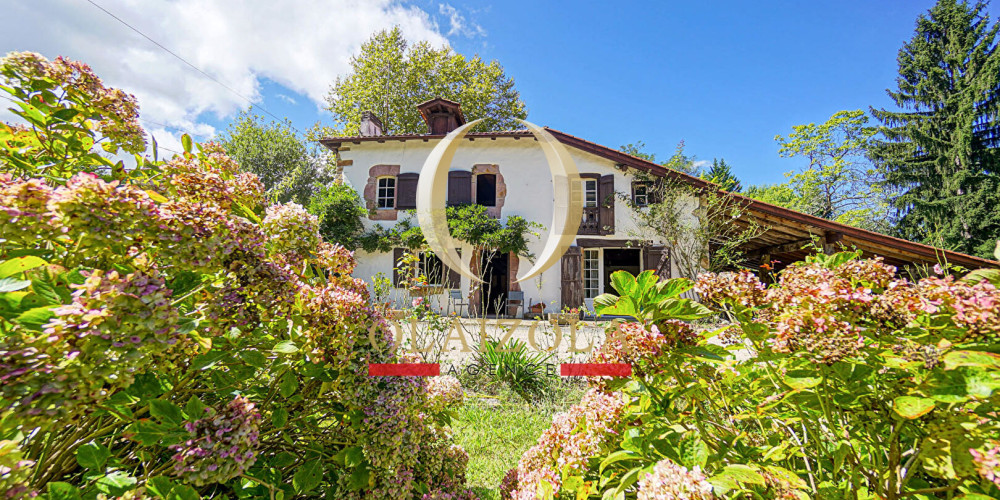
[377,177,396,209]
[476,174,497,207]
[633,181,649,207]
[583,179,598,208]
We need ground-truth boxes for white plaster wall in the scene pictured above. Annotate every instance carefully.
[337,137,699,312]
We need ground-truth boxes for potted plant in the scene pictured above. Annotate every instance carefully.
[530,302,546,314]
[548,307,580,326]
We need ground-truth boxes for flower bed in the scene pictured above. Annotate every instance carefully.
[505,256,1000,499]
[0,52,470,500]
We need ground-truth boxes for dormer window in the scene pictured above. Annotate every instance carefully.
[377,177,396,209]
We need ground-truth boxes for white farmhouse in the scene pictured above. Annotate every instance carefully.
[321,98,998,316]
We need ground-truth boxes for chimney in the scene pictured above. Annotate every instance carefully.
[359,111,383,136]
[417,98,466,134]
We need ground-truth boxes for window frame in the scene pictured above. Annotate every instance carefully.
[583,179,598,208]
[583,249,601,299]
[376,176,396,209]
[633,181,649,207]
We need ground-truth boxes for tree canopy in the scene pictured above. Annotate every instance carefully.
[220,109,333,205]
[324,27,527,136]
[748,110,892,232]
[870,0,1000,258]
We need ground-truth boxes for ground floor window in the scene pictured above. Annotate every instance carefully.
[583,249,600,298]
[418,252,445,286]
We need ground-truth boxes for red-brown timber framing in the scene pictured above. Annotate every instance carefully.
[321,128,1000,272]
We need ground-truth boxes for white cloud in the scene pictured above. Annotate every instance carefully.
[692,160,710,170]
[275,94,297,105]
[0,0,449,147]
[439,3,485,38]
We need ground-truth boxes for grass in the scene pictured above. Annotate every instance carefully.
[452,374,586,498]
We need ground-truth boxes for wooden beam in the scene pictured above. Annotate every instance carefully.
[746,238,816,261]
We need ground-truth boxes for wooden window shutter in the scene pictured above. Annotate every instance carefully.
[395,173,419,210]
[598,174,615,235]
[560,246,583,309]
[446,263,461,289]
[644,245,671,279]
[392,248,405,287]
[447,171,472,206]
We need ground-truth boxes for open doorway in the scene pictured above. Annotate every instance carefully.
[603,249,641,293]
[480,251,508,315]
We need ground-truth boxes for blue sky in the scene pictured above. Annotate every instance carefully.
[6,1,996,186]
[232,0,999,187]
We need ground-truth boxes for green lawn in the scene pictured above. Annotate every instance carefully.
[452,379,586,498]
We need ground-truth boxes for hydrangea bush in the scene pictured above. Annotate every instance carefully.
[0,52,470,499]
[508,253,1000,499]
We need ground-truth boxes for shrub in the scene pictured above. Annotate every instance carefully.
[511,255,1000,499]
[0,52,472,500]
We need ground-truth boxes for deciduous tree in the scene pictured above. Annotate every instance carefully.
[324,27,527,136]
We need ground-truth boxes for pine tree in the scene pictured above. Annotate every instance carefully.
[702,158,742,192]
[871,0,1000,259]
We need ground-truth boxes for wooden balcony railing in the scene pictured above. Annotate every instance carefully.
[579,206,601,235]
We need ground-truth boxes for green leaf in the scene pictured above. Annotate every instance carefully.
[721,464,765,485]
[47,482,82,500]
[239,349,268,368]
[678,434,709,468]
[653,278,695,300]
[184,396,207,419]
[961,268,1000,287]
[181,133,193,153]
[273,340,299,354]
[150,399,184,425]
[943,350,1000,370]
[344,447,364,467]
[272,451,297,468]
[609,270,636,297]
[893,396,936,419]
[347,464,371,491]
[654,297,712,321]
[783,370,823,390]
[165,484,200,500]
[0,277,31,292]
[95,471,137,497]
[14,305,55,330]
[75,442,111,470]
[293,460,323,493]
[272,407,289,428]
[146,476,176,498]
[279,372,299,398]
[598,450,640,475]
[0,256,46,278]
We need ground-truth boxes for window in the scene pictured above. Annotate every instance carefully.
[476,174,497,207]
[583,179,598,208]
[377,177,396,209]
[633,181,649,207]
[418,252,445,286]
[583,249,600,299]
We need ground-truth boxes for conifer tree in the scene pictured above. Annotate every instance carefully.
[871,0,1000,258]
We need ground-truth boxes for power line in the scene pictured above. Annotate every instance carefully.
[84,0,301,134]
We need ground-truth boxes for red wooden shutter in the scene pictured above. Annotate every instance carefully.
[599,174,615,235]
[395,173,419,210]
[447,171,472,206]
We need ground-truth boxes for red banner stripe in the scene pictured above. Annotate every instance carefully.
[368,363,440,376]
[560,363,632,377]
